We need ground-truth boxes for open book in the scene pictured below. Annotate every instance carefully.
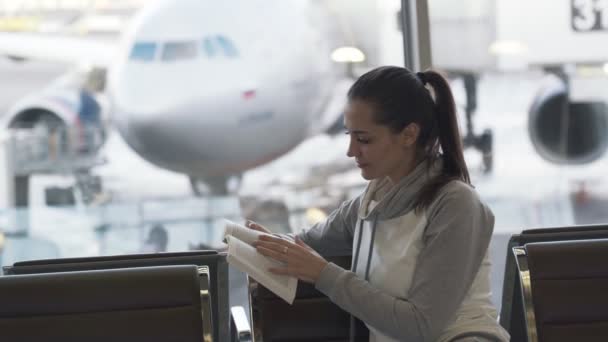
[223,220,298,304]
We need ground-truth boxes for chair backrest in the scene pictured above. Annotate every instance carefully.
[250,255,369,342]
[0,265,210,342]
[513,239,608,342]
[499,224,608,341]
[3,250,229,342]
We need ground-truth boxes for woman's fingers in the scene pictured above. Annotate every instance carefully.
[258,234,289,244]
[294,236,323,258]
[255,239,301,260]
[295,235,314,251]
[246,220,271,234]
[256,245,287,262]
[254,239,288,252]
[256,240,306,265]
[259,235,310,254]
[255,234,328,284]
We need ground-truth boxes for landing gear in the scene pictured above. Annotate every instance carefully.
[461,73,493,173]
[74,171,103,205]
[189,174,242,196]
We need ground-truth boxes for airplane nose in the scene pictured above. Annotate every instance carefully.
[117,103,206,168]
[109,62,305,177]
[113,91,254,175]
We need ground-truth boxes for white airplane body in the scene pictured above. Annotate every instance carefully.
[0,0,346,193]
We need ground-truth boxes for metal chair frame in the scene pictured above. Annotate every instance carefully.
[512,247,538,342]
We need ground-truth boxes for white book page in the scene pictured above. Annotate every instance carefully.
[226,236,297,304]
[223,220,270,246]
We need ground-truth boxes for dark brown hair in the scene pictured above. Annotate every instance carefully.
[347,66,470,211]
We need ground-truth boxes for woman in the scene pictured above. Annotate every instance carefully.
[250,66,510,342]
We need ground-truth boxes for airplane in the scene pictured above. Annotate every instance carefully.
[0,0,351,196]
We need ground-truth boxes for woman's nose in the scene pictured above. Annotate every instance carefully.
[346,139,357,157]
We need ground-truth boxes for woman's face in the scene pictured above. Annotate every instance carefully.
[344,100,418,182]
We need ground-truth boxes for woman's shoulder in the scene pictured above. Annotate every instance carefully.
[424,179,495,236]
[439,179,479,199]
[428,179,485,215]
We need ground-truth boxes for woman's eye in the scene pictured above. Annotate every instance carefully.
[357,137,370,144]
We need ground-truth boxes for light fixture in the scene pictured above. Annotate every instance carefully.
[488,40,528,56]
[331,46,365,63]
[305,207,328,225]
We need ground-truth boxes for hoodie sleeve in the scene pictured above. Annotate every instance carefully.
[296,196,361,257]
[315,181,494,341]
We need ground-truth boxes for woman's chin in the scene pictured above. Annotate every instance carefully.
[360,169,375,180]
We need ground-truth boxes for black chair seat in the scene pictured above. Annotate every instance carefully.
[500,224,608,341]
[0,265,207,342]
[3,250,229,342]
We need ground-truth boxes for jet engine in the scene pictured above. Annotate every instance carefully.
[2,88,106,152]
[528,75,608,165]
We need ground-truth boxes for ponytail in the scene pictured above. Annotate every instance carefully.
[414,70,470,212]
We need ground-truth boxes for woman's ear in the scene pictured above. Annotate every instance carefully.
[401,123,420,147]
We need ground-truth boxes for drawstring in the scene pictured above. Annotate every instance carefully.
[350,215,378,342]
[351,219,364,272]
[349,218,364,342]
[364,215,379,280]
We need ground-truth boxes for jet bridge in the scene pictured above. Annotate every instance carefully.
[0,124,105,229]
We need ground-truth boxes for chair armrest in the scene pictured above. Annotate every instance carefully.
[230,306,252,342]
[513,247,538,342]
[199,266,214,342]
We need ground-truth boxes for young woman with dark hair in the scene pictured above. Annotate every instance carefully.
[250,66,509,342]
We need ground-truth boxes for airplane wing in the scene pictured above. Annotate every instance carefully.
[0,32,117,67]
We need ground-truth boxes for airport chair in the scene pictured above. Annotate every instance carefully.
[0,265,213,342]
[2,250,234,342]
[513,239,608,342]
[250,255,369,342]
[499,224,608,341]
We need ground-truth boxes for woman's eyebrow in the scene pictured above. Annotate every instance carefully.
[347,129,369,134]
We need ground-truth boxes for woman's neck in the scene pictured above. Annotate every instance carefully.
[388,155,425,184]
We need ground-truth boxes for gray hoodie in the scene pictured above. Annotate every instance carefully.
[298,159,510,342]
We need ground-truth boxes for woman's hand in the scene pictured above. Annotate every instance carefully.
[253,234,328,284]
[245,220,272,234]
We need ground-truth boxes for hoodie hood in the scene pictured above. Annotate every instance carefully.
[358,157,443,221]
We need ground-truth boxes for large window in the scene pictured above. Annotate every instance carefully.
[215,35,238,57]
[201,35,239,58]
[129,41,157,61]
[161,40,198,62]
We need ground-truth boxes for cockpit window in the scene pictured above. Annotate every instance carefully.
[202,38,216,57]
[202,36,239,58]
[161,41,198,61]
[216,35,238,57]
[129,42,157,61]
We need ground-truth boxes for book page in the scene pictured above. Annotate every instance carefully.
[226,235,297,304]
[223,220,270,245]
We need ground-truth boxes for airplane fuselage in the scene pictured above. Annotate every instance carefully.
[107,0,339,182]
